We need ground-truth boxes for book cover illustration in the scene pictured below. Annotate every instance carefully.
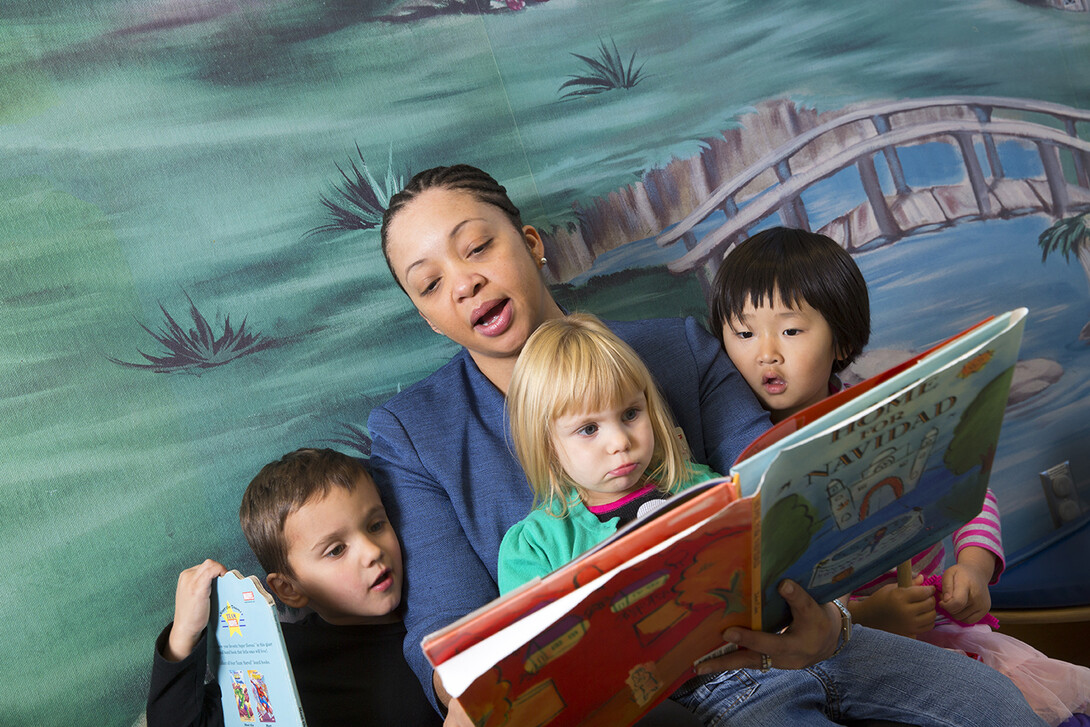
[435,488,753,727]
[751,307,1026,629]
[424,308,1027,727]
[209,571,307,726]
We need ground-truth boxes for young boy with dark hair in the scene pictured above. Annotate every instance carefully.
[146,448,442,727]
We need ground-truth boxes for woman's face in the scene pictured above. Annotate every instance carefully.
[384,187,563,384]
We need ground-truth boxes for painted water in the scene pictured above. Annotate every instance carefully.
[1,0,1089,723]
[579,137,1090,552]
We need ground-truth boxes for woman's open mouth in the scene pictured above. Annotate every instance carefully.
[472,299,512,336]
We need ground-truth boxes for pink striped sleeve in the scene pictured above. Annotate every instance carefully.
[953,489,1004,583]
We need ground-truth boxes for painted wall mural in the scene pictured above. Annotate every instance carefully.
[2,1,1088,724]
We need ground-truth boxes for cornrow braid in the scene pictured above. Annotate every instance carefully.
[380,164,525,290]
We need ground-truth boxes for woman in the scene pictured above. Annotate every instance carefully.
[366,165,1042,726]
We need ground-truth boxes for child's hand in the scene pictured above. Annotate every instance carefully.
[165,559,228,662]
[940,546,995,624]
[849,577,936,637]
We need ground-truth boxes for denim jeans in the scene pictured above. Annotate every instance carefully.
[672,625,1045,726]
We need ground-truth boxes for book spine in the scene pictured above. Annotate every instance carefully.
[750,491,762,631]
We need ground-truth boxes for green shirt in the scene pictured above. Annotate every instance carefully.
[497,462,719,594]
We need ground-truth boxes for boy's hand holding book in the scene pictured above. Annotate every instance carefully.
[165,558,228,662]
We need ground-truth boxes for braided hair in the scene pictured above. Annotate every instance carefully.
[380,165,525,290]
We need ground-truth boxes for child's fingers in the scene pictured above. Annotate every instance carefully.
[169,559,228,660]
[897,584,936,605]
[945,589,991,624]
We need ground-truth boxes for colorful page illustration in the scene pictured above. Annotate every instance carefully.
[209,571,307,727]
[438,492,752,727]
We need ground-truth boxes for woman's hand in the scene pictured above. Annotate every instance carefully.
[694,580,841,674]
[442,698,474,727]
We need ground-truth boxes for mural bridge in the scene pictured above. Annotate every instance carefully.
[655,96,1090,298]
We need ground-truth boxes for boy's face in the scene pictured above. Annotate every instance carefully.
[721,293,839,423]
[280,475,403,624]
[550,390,655,507]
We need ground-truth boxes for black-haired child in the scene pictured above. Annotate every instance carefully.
[711,226,1090,725]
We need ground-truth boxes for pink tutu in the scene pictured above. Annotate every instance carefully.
[922,623,1090,726]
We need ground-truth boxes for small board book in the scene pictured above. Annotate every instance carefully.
[209,570,307,726]
[421,307,1028,727]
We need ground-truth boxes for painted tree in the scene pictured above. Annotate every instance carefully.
[1038,212,1090,339]
[759,493,820,595]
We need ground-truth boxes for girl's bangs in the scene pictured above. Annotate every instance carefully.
[552,352,645,419]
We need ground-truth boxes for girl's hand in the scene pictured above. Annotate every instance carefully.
[165,559,228,662]
[941,546,995,624]
[849,577,936,637]
[694,580,840,674]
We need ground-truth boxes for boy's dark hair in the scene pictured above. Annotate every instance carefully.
[708,226,870,373]
[380,164,525,290]
[239,448,370,578]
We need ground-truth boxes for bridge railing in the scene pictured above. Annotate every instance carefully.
[655,96,1090,280]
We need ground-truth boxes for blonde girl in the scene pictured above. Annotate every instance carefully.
[498,313,718,594]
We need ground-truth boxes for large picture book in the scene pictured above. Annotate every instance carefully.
[421,308,1028,727]
[208,570,307,726]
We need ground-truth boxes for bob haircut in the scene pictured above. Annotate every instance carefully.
[380,164,525,292]
[506,313,693,516]
[239,448,372,578]
[708,226,870,373]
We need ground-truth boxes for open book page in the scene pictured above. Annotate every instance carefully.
[750,308,1027,629]
[421,476,739,666]
[209,571,306,726]
[434,498,730,698]
[425,484,751,725]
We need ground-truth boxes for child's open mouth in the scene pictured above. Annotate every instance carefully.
[762,374,786,394]
[370,569,394,592]
[472,299,511,336]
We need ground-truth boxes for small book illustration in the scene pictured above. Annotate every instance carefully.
[209,571,307,726]
[421,308,1028,727]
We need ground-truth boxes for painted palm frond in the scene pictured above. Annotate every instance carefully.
[307,145,406,236]
[109,291,277,373]
[559,38,646,98]
[325,422,373,457]
[1038,213,1090,263]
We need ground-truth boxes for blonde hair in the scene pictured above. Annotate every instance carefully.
[507,313,692,516]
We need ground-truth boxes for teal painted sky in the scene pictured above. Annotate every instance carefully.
[1,1,1089,724]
